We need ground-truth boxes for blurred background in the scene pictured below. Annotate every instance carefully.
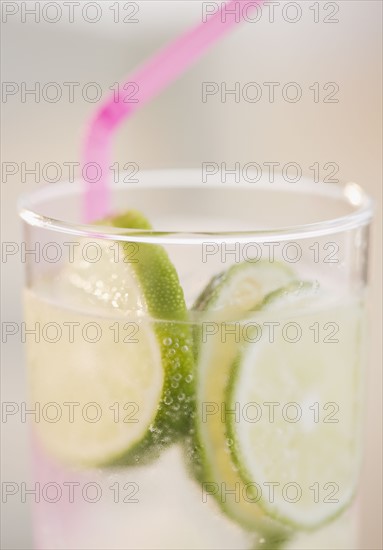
[1,1,382,548]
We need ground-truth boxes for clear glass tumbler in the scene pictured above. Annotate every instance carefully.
[19,170,372,550]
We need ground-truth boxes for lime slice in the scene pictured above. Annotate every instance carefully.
[189,262,296,533]
[25,211,194,467]
[194,261,296,321]
[227,282,364,529]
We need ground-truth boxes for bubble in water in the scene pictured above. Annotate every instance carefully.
[171,381,179,389]
[168,348,176,357]
[164,396,173,406]
[181,345,189,353]
[185,374,193,383]
[163,337,173,346]
[178,393,185,401]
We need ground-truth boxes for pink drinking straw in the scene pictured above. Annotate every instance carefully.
[83,0,262,222]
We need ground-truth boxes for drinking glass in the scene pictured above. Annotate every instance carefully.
[19,170,372,550]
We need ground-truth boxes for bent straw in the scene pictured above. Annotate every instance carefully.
[83,0,261,222]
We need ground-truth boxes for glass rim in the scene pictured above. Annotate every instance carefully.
[18,169,374,244]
